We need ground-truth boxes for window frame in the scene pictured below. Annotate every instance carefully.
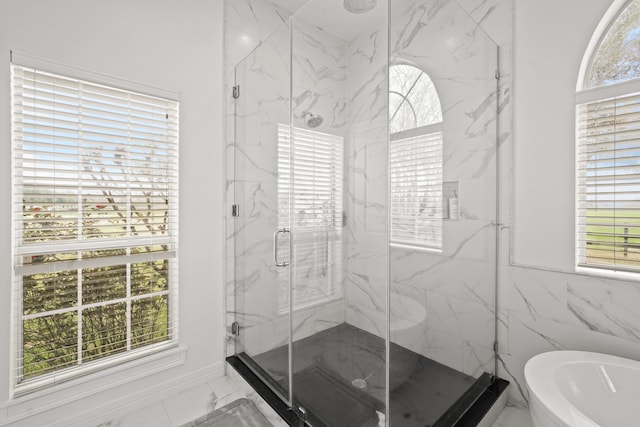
[10,53,180,395]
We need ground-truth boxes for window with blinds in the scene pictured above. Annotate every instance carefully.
[390,130,443,248]
[11,62,179,390]
[389,64,444,249]
[576,0,640,273]
[277,124,343,313]
[577,90,640,272]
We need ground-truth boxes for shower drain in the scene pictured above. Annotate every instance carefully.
[352,373,373,389]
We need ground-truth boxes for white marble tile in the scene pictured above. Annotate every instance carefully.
[346,27,388,126]
[292,17,348,135]
[233,144,279,183]
[391,318,429,355]
[565,274,640,342]
[315,299,346,332]
[225,0,290,69]
[499,265,568,323]
[345,269,386,314]
[161,383,216,426]
[228,370,289,427]
[457,0,513,46]
[458,177,497,222]
[392,255,496,307]
[95,402,172,427]
[497,353,529,408]
[208,375,247,410]
[507,312,640,363]
[346,301,386,339]
[492,405,533,427]
[390,282,428,322]
[463,341,494,378]
[420,327,466,373]
[234,181,278,219]
[443,134,498,182]
[442,219,497,263]
[426,291,495,348]
[97,373,287,427]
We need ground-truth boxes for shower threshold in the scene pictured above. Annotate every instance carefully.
[227,323,508,427]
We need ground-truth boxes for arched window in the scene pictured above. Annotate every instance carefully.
[576,0,640,272]
[585,0,640,88]
[389,64,444,249]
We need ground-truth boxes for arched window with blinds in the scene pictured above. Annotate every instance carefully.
[389,64,444,249]
[576,0,640,272]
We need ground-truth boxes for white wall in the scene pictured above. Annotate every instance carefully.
[512,0,612,270]
[0,1,225,425]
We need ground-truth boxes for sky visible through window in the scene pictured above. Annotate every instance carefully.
[588,0,640,88]
[389,64,442,134]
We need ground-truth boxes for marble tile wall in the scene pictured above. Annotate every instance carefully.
[496,263,640,408]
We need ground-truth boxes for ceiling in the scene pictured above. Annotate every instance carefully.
[269,0,388,41]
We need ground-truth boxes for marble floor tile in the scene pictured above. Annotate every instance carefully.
[93,374,282,427]
[95,402,172,427]
[492,406,532,427]
[161,383,217,426]
[227,371,288,427]
[208,375,247,410]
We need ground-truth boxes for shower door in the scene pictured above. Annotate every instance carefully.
[232,23,293,402]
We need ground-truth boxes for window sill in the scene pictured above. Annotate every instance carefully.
[575,265,640,282]
[1,345,187,426]
[390,242,442,253]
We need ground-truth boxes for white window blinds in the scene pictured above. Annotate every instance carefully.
[11,63,179,390]
[390,130,443,249]
[277,124,343,312]
[577,89,640,272]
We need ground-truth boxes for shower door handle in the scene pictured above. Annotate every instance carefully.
[273,228,290,267]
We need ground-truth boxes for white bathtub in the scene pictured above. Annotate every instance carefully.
[525,351,640,427]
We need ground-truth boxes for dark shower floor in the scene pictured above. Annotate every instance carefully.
[243,323,486,427]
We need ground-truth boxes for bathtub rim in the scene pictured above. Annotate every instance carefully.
[525,350,640,427]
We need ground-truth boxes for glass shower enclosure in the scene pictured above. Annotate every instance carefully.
[227,0,501,425]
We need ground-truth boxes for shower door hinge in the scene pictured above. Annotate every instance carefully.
[232,204,240,217]
[495,69,500,80]
[493,341,499,352]
[231,321,240,336]
[232,85,240,99]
